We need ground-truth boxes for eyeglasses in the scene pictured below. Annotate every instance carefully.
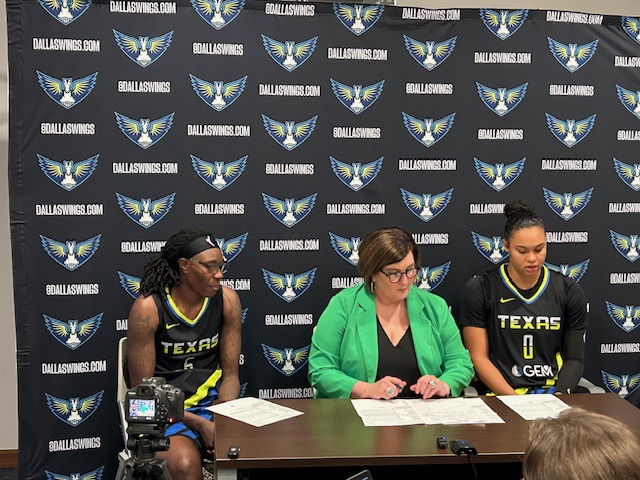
[189,258,228,275]
[379,266,418,283]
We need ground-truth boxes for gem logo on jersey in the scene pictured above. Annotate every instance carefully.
[36,71,98,109]
[118,271,141,299]
[403,35,456,71]
[191,0,245,30]
[38,0,91,25]
[476,82,527,116]
[613,158,640,191]
[37,154,99,191]
[402,112,455,147]
[115,112,174,149]
[40,234,101,271]
[415,262,451,292]
[190,74,247,111]
[547,38,598,73]
[262,192,316,227]
[262,114,317,151]
[330,156,383,191]
[474,157,525,191]
[480,9,528,40]
[45,390,104,426]
[215,233,248,263]
[116,192,175,228]
[543,187,593,221]
[329,232,360,266]
[44,313,102,350]
[330,79,384,115]
[609,230,640,262]
[261,35,318,71]
[45,466,105,480]
[622,17,640,45]
[471,231,509,264]
[333,3,383,36]
[191,154,247,191]
[113,30,173,68]
[401,188,453,223]
[545,259,590,282]
[616,85,640,120]
[601,371,640,398]
[606,302,640,333]
[261,268,316,302]
[261,343,310,376]
[545,113,596,148]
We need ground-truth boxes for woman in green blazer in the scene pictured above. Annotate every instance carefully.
[308,226,473,399]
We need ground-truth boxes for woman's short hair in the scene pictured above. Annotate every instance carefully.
[523,407,640,480]
[357,226,420,291]
[503,199,544,241]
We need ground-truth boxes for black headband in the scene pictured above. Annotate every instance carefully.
[169,235,218,263]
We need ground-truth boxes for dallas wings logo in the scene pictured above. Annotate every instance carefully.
[616,85,640,120]
[116,192,175,228]
[545,259,590,282]
[262,35,318,72]
[191,154,247,191]
[606,301,640,333]
[262,114,317,151]
[37,153,99,191]
[622,16,640,45]
[190,74,247,111]
[333,3,383,36]
[545,113,596,148]
[543,187,593,221]
[40,234,101,271]
[114,112,174,149]
[330,79,384,115]
[113,30,173,68]
[401,188,453,223]
[415,262,451,292]
[402,112,455,147]
[547,38,598,73]
[403,35,456,71]
[261,344,310,376]
[476,82,528,116]
[45,466,105,480]
[473,157,525,191]
[329,232,361,266]
[472,232,509,264]
[480,9,528,40]
[191,0,245,29]
[44,313,102,350]
[329,156,383,191]
[46,390,104,426]
[38,0,91,25]
[215,233,248,263]
[36,71,97,109]
[613,158,640,191]
[601,371,640,398]
[609,230,640,262]
[262,193,316,227]
[261,268,317,303]
[118,271,141,299]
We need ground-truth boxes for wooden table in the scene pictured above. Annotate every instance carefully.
[214,394,640,480]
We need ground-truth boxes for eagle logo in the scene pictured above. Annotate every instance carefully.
[402,112,455,148]
[333,3,383,36]
[545,259,590,282]
[37,154,99,191]
[45,390,104,426]
[261,344,310,376]
[609,230,640,263]
[215,233,248,263]
[116,192,175,229]
[118,271,141,299]
[547,37,598,73]
[38,0,92,25]
[613,158,640,191]
[415,262,451,292]
[403,35,456,71]
[616,85,640,120]
[543,187,593,221]
[36,71,97,109]
[329,156,383,191]
[191,154,247,191]
[545,113,596,148]
[261,268,317,303]
[606,302,640,333]
[401,188,453,223]
[113,30,173,67]
[114,112,174,149]
[329,232,361,266]
[191,0,245,29]
[473,157,525,191]
[262,193,316,227]
[44,313,102,350]
[472,232,509,264]
[476,82,528,116]
[480,8,528,40]
[262,35,318,72]
[40,234,101,271]
[601,371,640,398]
[330,79,384,115]
[190,74,247,112]
[45,466,105,480]
[262,115,317,151]
[622,16,640,45]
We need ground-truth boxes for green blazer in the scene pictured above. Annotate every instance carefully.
[308,283,474,398]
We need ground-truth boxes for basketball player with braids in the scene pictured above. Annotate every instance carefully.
[127,228,242,480]
[459,200,588,395]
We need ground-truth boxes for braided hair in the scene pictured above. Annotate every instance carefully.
[140,227,214,295]
[503,200,545,241]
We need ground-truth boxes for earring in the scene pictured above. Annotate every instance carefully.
[370,281,375,292]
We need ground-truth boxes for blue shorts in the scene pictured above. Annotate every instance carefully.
[165,406,213,452]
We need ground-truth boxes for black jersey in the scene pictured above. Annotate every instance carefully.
[153,287,224,408]
[459,265,587,389]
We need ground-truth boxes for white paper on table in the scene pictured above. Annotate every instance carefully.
[207,397,303,427]
[497,394,571,420]
[350,399,424,426]
[409,397,505,425]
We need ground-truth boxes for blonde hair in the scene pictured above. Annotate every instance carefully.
[523,408,640,480]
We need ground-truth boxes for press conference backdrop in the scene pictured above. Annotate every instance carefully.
[7,0,640,477]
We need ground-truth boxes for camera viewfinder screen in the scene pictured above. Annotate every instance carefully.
[129,398,155,420]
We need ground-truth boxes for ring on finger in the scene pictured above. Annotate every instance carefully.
[385,387,395,396]
[428,380,438,388]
